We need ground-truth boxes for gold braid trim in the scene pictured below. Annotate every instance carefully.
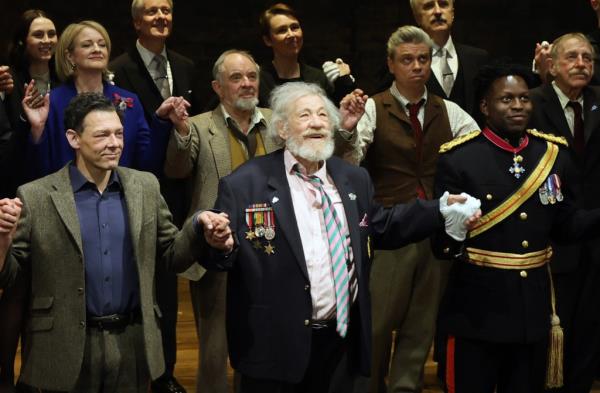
[527,129,569,147]
[439,130,481,153]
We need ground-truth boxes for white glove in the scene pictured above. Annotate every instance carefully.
[439,191,481,241]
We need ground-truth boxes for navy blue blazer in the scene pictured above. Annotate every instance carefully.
[202,149,442,383]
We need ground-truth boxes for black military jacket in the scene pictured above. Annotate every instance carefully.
[433,130,600,343]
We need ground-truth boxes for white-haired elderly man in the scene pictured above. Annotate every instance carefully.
[197,81,480,393]
[340,24,479,393]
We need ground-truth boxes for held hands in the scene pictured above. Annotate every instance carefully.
[440,191,482,241]
[0,198,22,252]
[156,96,191,136]
[197,211,234,253]
[0,66,14,94]
[22,80,50,143]
[339,89,368,131]
[534,41,553,83]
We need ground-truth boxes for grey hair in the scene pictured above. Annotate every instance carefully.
[387,25,434,59]
[409,0,455,15]
[550,32,596,60]
[131,0,173,20]
[268,82,341,147]
[212,49,260,82]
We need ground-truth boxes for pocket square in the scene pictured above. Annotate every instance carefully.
[359,213,368,227]
[348,192,357,200]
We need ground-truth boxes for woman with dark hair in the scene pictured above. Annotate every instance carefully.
[0,10,59,391]
[258,3,356,107]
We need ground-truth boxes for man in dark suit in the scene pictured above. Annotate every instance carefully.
[529,32,600,393]
[410,0,489,117]
[200,81,479,393]
[109,2,202,391]
[0,92,231,392]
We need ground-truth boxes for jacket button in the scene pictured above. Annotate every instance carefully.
[443,247,450,254]
[304,319,310,326]
[520,270,528,278]
[304,284,310,291]
[522,240,529,249]
[486,194,493,200]
[77,287,84,294]
[80,320,86,328]
[520,212,528,220]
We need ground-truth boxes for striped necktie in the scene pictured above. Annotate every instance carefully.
[152,55,171,99]
[295,167,354,337]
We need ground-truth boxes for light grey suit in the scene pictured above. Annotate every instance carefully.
[164,106,277,393]
[0,166,204,392]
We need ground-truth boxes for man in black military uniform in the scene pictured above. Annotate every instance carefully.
[433,63,600,393]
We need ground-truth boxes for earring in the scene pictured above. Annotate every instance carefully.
[71,62,77,70]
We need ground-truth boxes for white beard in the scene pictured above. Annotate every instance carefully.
[285,130,335,163]
[234,97,259,112]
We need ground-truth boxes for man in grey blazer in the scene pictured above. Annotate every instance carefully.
[0,93,232,392]
[164,49,278,393]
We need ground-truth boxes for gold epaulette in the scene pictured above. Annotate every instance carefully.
[526,129,569,147]
[439,130,481,153]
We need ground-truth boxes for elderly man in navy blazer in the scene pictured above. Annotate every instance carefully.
[199,81,479,393]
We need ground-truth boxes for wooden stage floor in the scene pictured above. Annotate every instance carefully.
[12,277,600,392]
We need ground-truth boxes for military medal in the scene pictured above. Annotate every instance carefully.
[482,127,529,179]
[547,176,556,204]
[264,209,276,241]
[539,183,549,205]
[552,174,563,202]
[264,242,275,255]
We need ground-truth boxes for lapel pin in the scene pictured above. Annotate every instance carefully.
[592,104,598,112]
[272,196,279,204]
[348,193,357,200]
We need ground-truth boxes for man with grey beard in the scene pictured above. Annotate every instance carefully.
[163,49,279,393]
[196,81,480,393]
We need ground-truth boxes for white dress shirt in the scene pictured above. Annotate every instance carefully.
[347,83,479,164]
[551,81,584,136]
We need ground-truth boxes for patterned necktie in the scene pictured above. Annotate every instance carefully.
[441,48,454,97]
[567,101,585,155]
[152,55,171,99]
[295,167,355,337]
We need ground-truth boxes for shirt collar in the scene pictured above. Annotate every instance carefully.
[220,104,266,133]
[390,82,428,109]
[551,80,584,109]
[432,36,456,58]
[69,164,121,193]
[284,149,328,183]
[136,40,168,68]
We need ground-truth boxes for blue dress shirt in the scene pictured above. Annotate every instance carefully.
[70,165,140,316]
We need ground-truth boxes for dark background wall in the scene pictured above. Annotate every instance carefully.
[0,0,597,103]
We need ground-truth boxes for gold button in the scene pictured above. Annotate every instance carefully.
[486,194,493,200]
[522,240,529,248]
[520,270,528,278]
[443,247,450,254]
[520,212,528,220]
[304,319,310,326]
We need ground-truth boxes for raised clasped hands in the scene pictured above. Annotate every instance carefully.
[339,88,369,131]
[156,96,191,135]
[0,66,14,94]
[440,192,482,241]
[22,80,50,143]
[0,198,23,242]
[197,211,234,253]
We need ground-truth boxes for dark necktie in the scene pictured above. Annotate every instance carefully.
[567,101,584,155]
[227,119,258,159]
[406,100,427,199]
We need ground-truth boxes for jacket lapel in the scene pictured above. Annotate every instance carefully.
[267,152,309,281]
[49,166,83,256]
[124,47,163,119]
[208,108,232,179]
[167,50,191,99]
[118,168,144,259]
[327,159,363,281]
[583,87,600,144]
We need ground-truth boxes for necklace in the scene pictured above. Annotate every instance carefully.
[482,127,529,179]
